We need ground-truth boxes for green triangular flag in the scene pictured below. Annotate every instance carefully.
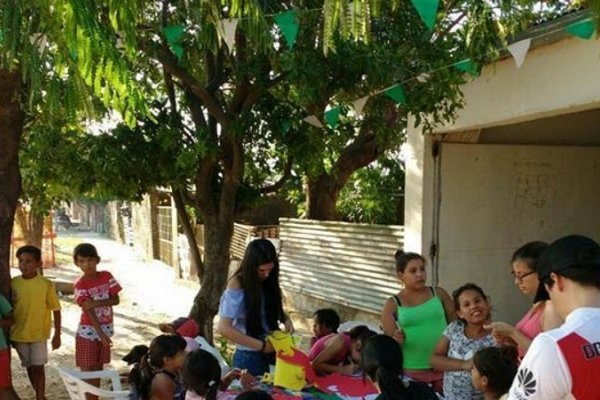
[324,107,341,129]
[384,85,407,104]
[163,25,184,46]
[274,10,299,48]
[163,25,185,60]
[171,44,184,60]
[411,0,440,30]
[453,59,480,77]
[565,19,596,40]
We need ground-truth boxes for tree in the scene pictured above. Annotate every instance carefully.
[2,0,577,341]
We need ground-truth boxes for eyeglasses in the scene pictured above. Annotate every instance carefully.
[512,270,536,282]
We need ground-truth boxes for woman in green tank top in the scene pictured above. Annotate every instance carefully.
[381,251,456,393]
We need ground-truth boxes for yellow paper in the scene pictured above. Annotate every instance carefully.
[267,331,306,390]
[267,330,295,355]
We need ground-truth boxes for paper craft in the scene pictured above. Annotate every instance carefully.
[314,374,378,398]
[276,347,378,398]
[267,331,307,390]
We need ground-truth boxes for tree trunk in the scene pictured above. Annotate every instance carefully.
[28,212,44,249]
[306,132,383,221]
[306,175,341,220]
[188,214,234,343]
[172,188,205,279]
[0,69,24,299]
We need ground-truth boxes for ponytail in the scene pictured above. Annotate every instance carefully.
[138,354,154,400]
[376,367,411,400]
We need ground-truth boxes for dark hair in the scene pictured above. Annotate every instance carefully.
[16,245,42,261]
[511,241,550,303]
[361,335,436,400]
[347,325,376,344]
[233,239,284,338]
[73,243,100,261]
[181,350,221,400]
[473,346,518,396]
[235,390,274,400]
[452,283,489,311]
[394,251,425,273]
[138,335,187,400]
[314,309,340,333]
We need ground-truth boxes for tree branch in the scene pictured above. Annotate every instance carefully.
[146,44,228,127]
[253,157,294,194]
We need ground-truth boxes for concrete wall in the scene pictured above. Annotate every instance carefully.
[433,36,600,133]
[406,35,600,323]
[130,195,156,261]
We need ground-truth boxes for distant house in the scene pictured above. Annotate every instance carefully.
[404,10,600,322]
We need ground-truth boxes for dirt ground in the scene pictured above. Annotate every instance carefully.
[9,232,312,399]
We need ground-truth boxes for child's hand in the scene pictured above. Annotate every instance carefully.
[240,370,257,391]
[221,368,242,389]
[340,362,359,375]
[81,299,97,311]
[51,333,61,350]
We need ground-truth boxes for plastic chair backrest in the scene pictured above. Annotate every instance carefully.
[195,336,231,377]
[57,366,130,400]
[338,320,382,334]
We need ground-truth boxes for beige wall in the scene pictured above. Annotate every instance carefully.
[404,118,438,282]
[406,35,600,323]
[433,36,600,133]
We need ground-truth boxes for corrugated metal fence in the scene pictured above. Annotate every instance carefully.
[279,218,404,313]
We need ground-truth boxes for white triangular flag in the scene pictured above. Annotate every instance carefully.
[220,19,238,51]
[416,73,431,83]
[303,115,324,128]
[352,96,370,115]
[29,33,47,53]
[507,38,531,69]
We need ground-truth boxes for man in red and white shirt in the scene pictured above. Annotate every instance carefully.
[508,235,600,400]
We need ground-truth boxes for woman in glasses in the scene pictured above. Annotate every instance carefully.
[485,241,562,358]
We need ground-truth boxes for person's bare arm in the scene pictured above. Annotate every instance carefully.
[311,335,356,375]
[381,297,405,344]
[86,308,111,347]
[217,317,270,351]
[436,287,457,323]
[52,310,61,350]
[151,374,176,400]
[430,336,471,372]
[81,294,120,311]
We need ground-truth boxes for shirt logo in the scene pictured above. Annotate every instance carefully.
[517,368,537,396]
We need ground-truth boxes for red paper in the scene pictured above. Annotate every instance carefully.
[314,374,377,397]
[277,349,377,397]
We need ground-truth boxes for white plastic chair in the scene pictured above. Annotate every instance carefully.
[195,336,231,377]
[338,320,382,334]
[56,366,130,399]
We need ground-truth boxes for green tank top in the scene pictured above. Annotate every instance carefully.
[394,287,447,370]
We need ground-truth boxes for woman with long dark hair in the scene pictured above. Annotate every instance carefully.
[361,335,438,400]
[217,239,293,375]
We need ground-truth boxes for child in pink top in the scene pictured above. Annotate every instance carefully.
[309,325,376,375]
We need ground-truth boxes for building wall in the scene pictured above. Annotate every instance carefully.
[406,35,600,323]
[432,36,600,133]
